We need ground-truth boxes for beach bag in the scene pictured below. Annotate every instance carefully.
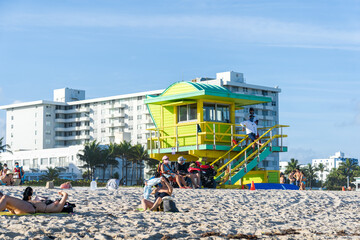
[106,179,119,190]
[61,202,76,213]
[46,181,54,189]
[60,182,72,189]
[162,196,179,212]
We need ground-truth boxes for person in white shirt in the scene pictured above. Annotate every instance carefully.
[240,115,262,149]
[248,107,258,122]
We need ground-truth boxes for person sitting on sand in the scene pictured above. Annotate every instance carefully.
[0,171,14,186]
[0,187,68,215]
[0,164,9,177]
[175,156,200,189]
[141,177,173,211]
[160,155,188,189]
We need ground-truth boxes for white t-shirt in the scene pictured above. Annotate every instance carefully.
[240,120,257,135]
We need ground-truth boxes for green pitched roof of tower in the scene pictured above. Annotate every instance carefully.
[145,81,271,128]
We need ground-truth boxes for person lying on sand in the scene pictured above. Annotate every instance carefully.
[141,177,173,211]
[0,187,68,215]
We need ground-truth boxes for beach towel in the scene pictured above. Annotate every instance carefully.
[0,211,70,216]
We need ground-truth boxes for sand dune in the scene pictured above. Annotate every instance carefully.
[0,186,359,239]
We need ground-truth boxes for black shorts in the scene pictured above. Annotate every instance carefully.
[248,133,256,142]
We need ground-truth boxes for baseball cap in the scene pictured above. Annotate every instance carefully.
[177,156,186,162]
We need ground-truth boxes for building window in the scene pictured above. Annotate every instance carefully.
[128,125,133,130]
[129,116,133,121]
[137,134,142,139]
[137,105,142,110]
[129,106,133,111]
[45,130,51,135]
[272,101,276,106]
[11,125,13,129]
[11,116,14,120]
[203,103,229,123]
[137,125,142,130]
[262,90,268,96]
[178,104,197,122]
[85,121,90,126]
[76,122,81,127]
[45,113,51,117]
[137,115,142,120]
[101,119,106,124]
[243,88,248,92]
[101,128,106,133]
[137,96,143,100]
[85,130,90,135]
[76,131,81,136]
[45,139,51,144]
[41,158,48,165]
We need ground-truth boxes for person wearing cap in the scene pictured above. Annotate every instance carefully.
[175,156,200,189]
[160,155,188,189]
[240,115,263,150]
[248,107,259,122]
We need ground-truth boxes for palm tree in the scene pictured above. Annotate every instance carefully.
[316,163,326,187]
[285,158,300,174]
[118,141,132,185]
[338,158,360,187]
[0,137,12,153]
[130,144,149,185]
[97,143,119,181]
[40,167,60,181]
[77,141,102,180]
[303,163,317,189]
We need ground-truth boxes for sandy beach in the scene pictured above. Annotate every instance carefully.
[0,186,359,240]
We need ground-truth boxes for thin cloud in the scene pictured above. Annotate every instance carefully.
[1,13,360,49]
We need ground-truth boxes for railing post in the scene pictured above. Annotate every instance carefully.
[196,124,199,150]
[270,129,273,150]
[157,130,160,154]
[213,123,216,150]
[150,130,153,154]
[176,126,178,152]
[257,144,260,163]
[281,126,283,151]
[231,125,234,146]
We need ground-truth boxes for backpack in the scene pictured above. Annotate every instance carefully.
[106,179,120,190]
[162,196,179,212]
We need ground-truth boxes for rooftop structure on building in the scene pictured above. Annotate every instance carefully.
[0,71,283,182]
[312,151,358,183]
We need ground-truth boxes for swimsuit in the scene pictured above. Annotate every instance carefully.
[0,179,6,185]
[155,192,170,202]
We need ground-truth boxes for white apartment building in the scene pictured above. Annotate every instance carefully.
[312,151,358,182]
[0,71,282,182]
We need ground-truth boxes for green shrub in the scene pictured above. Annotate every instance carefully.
[23,179,106,187]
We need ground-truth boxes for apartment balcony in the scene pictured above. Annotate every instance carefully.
[55,116,90,123]
[105,122,126,128]
[106,103,126,109]
[55,135,90,141]
[106,112,126,118]
[55,126,91,132]
[55,107,90,114]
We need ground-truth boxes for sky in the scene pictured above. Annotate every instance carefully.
[0,0,359,164]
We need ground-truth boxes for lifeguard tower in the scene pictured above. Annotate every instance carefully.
[145,81,288,187]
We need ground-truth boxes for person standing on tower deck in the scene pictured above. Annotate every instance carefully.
[240,116,263,150]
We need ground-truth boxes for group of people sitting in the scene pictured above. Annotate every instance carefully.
[141,155,217,211]
[0,163,25,186]
[0,187,69,214]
